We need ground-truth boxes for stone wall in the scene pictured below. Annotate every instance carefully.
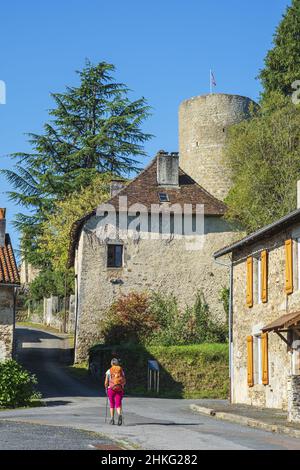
[231,221,300,410]
[74,214,239,362]
[287,375,300,423]
[20,260,40,286]
[179,94,255,201]
[43,295,75,333]
[0,286,14,361]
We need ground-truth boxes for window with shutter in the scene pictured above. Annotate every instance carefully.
[247,336,254,387]
[285,239,293,295]
[261,250,268,303]
[246,257,253,308]
[261,333,269,385]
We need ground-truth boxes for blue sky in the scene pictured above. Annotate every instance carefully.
[0,0,291,254]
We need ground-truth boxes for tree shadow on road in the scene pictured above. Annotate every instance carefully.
[15,328,101,399]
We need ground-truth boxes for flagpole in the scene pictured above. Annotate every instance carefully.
[210,69,212,94]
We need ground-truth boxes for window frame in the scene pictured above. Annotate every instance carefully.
[158,192,169,203]
[257,256,262,305]
[253,334,262,385]
[292,330,300,375]
[107,244,123,268]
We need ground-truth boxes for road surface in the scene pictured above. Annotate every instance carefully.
[0,327,300,450]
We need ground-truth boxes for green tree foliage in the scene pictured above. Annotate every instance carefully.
[259,0,300,100]
[224,94,300,233]
[37,173,112,272]
[28,269,74,301]
[2,60,151,266]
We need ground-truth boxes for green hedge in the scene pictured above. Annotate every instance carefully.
[89,343,229,399]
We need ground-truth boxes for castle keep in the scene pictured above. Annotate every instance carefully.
[179,93,254,200]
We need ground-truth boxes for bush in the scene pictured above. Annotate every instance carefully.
[100,292,159,345]
[0,360,40,408]
[150,291,227,345]
[100,290,228,346]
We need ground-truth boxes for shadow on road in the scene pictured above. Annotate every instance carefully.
[15,327,101,399]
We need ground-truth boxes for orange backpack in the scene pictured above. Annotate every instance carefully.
[109,365,125,391]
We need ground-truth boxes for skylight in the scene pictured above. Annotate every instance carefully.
[159,192,169,202]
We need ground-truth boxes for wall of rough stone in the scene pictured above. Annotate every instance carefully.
[179,94,255,201]
[231,222,300,410]
[74,214,240,362]
[20,260,40,286]
[0,286,14,361]
[287,375,300,423]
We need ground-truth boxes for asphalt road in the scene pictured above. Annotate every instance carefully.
[1,326,300,450]
[0,421,116,450]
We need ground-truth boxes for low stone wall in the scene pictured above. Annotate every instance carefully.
[287,375,300,423]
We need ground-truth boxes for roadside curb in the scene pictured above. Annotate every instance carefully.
[190,404,300,439]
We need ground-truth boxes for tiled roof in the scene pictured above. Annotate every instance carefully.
[214,208,300,259]
[0,234,20,285]
[107,158,226,215]
[262,311,300,332]
[67,154,227,268]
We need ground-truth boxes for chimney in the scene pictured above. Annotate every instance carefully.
[157,150,179,186]
[0,208,6,247]
[110,180,126,198]
[297,181,300,209]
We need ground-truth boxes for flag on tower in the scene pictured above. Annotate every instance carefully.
[210,70,217,93]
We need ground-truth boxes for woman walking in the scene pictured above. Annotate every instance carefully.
[104,358,126,426]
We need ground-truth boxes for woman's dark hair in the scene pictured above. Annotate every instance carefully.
[111,358,120,366]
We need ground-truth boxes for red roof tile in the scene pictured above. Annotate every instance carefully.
[0,234,20,285]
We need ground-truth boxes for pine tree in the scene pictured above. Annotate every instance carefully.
[2,60,152,266]
[259,0,300,99]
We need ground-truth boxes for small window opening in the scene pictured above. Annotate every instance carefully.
[107,244,123,268]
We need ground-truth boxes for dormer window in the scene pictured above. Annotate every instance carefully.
[158,192,169,202]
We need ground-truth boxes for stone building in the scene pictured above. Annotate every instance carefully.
[214,202,300,423]
[68,151,241,361]
[68,93,254,362]
[0,209,20,361]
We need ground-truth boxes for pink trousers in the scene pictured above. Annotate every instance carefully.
[107,388,124,409]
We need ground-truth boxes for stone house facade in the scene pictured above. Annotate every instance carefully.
[0,209,20,361]
[68,151,240,361]
[67,92,256,362]
[214,207,300,423]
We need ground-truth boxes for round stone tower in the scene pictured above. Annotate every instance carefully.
[179,93,256,201]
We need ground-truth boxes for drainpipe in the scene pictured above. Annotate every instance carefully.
[213,255,233,403]
[73,273,79,365]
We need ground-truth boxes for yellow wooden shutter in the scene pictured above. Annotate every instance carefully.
[285,239,293,295]
[261,250,268,303]
[246,256,253,307]
[247,336,254,387]
[261,332,269,385]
